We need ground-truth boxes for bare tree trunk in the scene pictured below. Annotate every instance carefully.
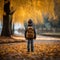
[12,23,14,35]
[1,0,11,37]
[10,11,15,35]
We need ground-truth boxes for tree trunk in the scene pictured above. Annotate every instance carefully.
[1,0,11,37]
[10,11,15,35]
[12,23,14,35]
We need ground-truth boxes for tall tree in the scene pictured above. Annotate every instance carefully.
[9,7,15,35]
[1,0,11,37]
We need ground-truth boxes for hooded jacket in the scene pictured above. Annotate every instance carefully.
[25,20,36,40]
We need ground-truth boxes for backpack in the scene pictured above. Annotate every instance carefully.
[26,26,34,39]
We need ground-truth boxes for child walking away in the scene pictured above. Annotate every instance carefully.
[25,19,36,52]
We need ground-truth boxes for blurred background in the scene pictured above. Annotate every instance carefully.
[0,0,60,36]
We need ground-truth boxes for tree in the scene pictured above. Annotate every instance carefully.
[9,7,16,35]
[11,23,14,35]
[43,13,51,30]
[1,0,11,37]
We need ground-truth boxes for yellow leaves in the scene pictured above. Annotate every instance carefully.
[12,0,55,24]
[0,0,58,24]
[0,41,60,59]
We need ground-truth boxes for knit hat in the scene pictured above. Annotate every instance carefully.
[28,19,33,25]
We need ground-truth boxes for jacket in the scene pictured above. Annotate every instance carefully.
[25,25,36,40]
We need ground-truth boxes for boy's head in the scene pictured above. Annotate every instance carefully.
[28,19,33,26]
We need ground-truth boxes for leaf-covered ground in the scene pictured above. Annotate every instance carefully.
[0,41,60,60]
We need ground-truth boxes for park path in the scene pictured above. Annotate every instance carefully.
[0,35,60,44]
[12,35,60,40]
[0,35,60,60]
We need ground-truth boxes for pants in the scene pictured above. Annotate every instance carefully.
[27,39,34,52]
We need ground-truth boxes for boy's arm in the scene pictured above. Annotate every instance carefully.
[34,29,36,39]
[25,29,27,38]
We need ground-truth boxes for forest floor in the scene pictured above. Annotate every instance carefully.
[0,35,60,60]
